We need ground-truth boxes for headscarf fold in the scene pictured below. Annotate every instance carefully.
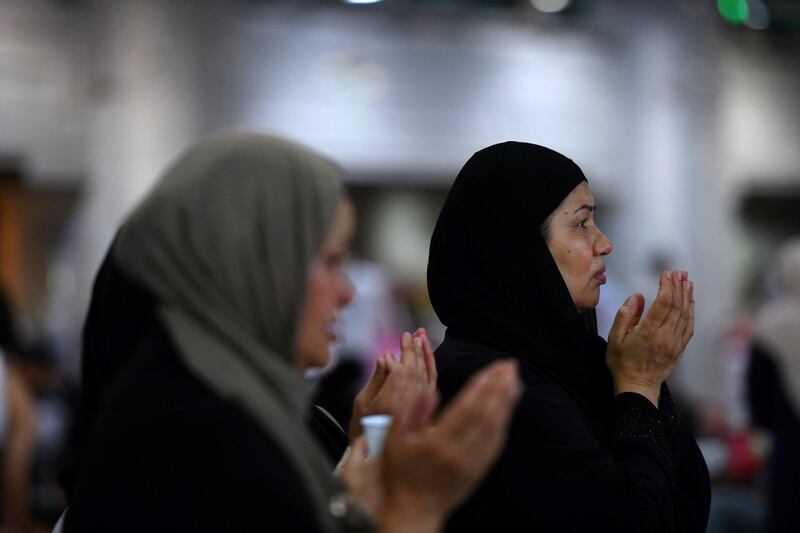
[428,141,610,410]
[113,131,345,532]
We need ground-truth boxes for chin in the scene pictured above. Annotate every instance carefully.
[577,296,600,314]
[298,343,332,370]
[310,350,332,369]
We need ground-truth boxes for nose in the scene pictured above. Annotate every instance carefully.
[338,274,355,308]
[596,231,613,256]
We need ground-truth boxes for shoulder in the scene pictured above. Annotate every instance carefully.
[436,333,577,410]
[68,338,318,532]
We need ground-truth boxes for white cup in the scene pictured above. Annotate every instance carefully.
[360,414,393,459]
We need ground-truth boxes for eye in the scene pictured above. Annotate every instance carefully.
[577,219,588,229]
[325,250,350,272]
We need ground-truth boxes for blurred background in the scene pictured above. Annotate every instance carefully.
[1,0,799,530]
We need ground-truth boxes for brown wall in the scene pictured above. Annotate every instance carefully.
[0,175,23,309]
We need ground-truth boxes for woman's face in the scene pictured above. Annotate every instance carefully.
[296,200,356,370]
[544,182,613,313]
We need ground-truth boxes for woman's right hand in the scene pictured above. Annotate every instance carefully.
[378,360,522,533]
[606,271,694,407]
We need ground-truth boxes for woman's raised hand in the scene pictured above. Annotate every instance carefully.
[606,271,695,407]
[341,360,521,533]
[379,360,522,533]
[348,328,437,443]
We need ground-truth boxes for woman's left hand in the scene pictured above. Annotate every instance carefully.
[348,328,437,443]
[340,436,384,519]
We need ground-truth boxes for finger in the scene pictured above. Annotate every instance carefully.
[453,363,521,448]
[663,271,684,332]
[399,332,415,368]
[412,329,431,382]
[419,331,438,390]
[435,365,496,440]
[608,293,644,345]
[437,361,521,440]
[372,356,413,416]
[361,356,388,401]
[350,436,368,462]
[339,437,368,486]
[676,278,691,335]
[681,298,695,347]
[643,272,673,326]
[413,336,427,384]
[384,352,398,372]
[389,387,438,443]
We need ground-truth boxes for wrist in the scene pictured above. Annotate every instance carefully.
[349,400,367,441]
[613,380,660,407]
[379,497,444,533]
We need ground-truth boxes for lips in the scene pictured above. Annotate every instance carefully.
[593,268,607,284]
[327,321,342,342]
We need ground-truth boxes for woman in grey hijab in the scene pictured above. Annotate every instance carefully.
[62,132,521,533]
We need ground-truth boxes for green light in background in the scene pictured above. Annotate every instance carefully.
[718,0,749,24]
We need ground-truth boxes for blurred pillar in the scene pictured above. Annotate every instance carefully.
[47,0,204,371]
[622,16,724,404]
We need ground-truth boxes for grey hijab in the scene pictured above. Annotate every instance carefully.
[114,131,344,532]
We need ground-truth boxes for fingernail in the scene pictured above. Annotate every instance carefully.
[624,295,635,307]
[682,280,689,291]
[414,338,423,350]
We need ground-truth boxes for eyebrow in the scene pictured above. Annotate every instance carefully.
[572,204,595,215]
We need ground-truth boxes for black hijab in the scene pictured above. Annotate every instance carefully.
[428,141,610,402]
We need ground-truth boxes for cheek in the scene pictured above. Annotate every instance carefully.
[304,268,330,322]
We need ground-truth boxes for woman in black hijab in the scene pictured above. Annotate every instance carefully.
[428,142,710,533]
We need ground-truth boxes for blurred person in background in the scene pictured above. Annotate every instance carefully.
[428,142,710,532]
[748,237,800,533]
[0,289,45,533]
[59,132,522,533]
[10,343,71,528]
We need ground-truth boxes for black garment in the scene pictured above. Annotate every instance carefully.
[747,343,800,533]
[310,404,350,465]
[64,316,324,533]
[59,245,159,500]
[62,252,348,532]
[436,333,710,533]
[427,142,710,532]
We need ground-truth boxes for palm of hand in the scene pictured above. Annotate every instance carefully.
[606,271,694,404]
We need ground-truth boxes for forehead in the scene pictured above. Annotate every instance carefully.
[325,200,356,245]
[559,182,594,211]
